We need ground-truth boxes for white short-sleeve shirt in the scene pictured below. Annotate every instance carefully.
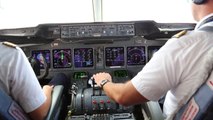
[131,14,213,118]
[0,43,46,113]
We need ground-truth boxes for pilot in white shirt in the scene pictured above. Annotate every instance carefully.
[131,13,213,119]
[0,42,46,118]
[0,42,70,120]
[0,42,46,113]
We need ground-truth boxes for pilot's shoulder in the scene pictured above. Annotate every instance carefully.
[2,41,17,49]
[172,30,188,38]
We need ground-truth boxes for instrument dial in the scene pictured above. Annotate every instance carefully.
[127,46,146,65]
[53,49,72,68]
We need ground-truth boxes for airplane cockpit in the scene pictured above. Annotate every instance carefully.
[0,21,195,120]
[0,0,212,120]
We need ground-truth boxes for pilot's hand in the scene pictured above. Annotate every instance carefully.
[93,72,112,87]
[42,85,54,93]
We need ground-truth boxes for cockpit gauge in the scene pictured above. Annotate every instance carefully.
[73,71,88,79]
[31,50,51,69]
[127,46,146,65]
[113,70,131,83]
[113,70,128,78]
[74,48,93,68]
[53,49,72,68]
[105,47,124,67]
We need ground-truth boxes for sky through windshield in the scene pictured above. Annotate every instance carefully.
[0,0,194,29]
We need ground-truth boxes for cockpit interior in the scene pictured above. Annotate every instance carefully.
[1,0,212,120]
[0,20,196,120]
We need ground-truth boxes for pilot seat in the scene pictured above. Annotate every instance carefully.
[0,85,64,120]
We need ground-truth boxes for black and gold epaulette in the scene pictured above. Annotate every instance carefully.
[172,30,187,38]
[2,41,17,48]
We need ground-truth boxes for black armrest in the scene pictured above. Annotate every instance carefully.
[45,85,64,120]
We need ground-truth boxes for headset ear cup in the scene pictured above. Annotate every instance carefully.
[192,0,206,4]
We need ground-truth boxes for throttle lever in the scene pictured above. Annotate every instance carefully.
[88,76,102,95]
[88,76,98,88]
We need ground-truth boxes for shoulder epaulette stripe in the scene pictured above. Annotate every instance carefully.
[172,30,187,38]
[2,41,17,48]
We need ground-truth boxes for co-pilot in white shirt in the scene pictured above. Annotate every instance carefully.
[0,43,46,113]
[132,14,213,119]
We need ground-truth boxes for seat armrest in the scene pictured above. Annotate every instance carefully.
[45,85,64,120]
[141,101,164,120]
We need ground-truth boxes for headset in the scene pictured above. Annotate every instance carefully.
[192,0,206,4]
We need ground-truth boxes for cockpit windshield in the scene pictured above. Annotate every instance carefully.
[0,0,194,29]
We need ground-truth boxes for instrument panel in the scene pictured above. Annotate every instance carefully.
[61,23,135,39]
[30,43,163,70]
[25,36,166,85]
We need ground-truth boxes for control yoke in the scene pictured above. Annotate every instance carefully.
[28,54,49,80]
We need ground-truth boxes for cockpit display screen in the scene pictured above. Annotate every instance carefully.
[53,49,72,68]
[105,47,124,67]
[74,48,93,68]
[148,46,161,60]
[127,46,146,65]
[31,50,51,69]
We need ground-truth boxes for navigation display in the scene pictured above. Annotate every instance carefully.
[53,49,72,68]
[127,46,146,65]
[105,47,124,67]
[148,46,161,60]
[31,50,51,69]
[74,48,93,68]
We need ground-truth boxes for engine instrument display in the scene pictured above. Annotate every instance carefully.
[148,46,161,60]
[127,46,146,65]
[105,47,124,67]
[74,48,93,68]
[113,70,128,78]
[73,71,88,79]
[53,49,72,68]
[31,50,51,69]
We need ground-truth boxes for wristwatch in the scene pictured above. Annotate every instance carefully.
[100,79,110,89]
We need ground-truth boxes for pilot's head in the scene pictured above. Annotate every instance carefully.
[191,0,213,21]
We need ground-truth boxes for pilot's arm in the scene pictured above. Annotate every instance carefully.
[93,72,148,106]
[1,42,53,120]
[93,37,182,106]
[28,85,53,120]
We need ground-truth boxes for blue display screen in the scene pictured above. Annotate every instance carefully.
[31,50,51,69]
[105,47,124,67]
[74,48,93,68]
[127,46,146,65]
[53,49,72,68]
